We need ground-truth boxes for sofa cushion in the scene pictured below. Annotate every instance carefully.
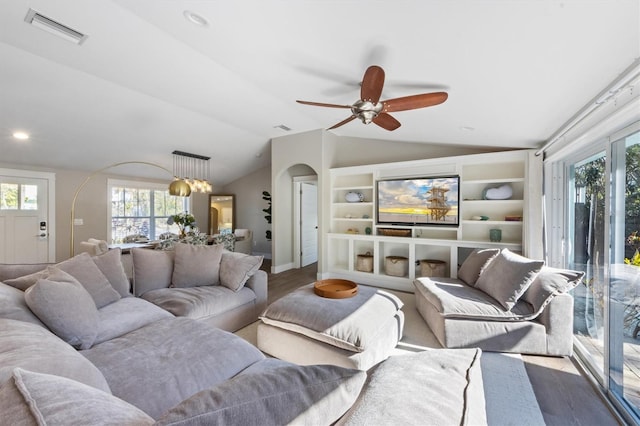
[172,243,223,288]
[413,277,535,321]
[0,319,111,393]
[219,251,264,292]
[457,248,500,286]
[260,283,403,353]
[339,348,486,425]
[25,268,99,350]
[94,297,174,345]
[2,254,120,308]
[0,263,52,285]
[132,248,175,296]
[3,270,50,291]
[0,282,45,327]
[141,285,256,319]
[55,252,121,308]
[156,362,366,426]
[92,248,131,297]
[0,368,153,426]
[81,317,265,419]
[474,249,544,310]
[522,267,585,313]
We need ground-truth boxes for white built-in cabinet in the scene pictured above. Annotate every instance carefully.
[324,149,541,292]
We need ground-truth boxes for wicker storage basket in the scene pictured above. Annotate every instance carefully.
[385,256,409,277]
[356,252,373,272]
[378,228,411,237]
[418,259,447,277]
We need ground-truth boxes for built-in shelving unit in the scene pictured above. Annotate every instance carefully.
[324,150,541,292]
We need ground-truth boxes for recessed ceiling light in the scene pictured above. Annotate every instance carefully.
[183,10,208,27]
[459,126,475,132]
[12,131,30,140]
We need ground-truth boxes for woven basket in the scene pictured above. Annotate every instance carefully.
[418,259,447,277]
[378,228,411,237]
[385,256,409,277]
[356,251,373,272]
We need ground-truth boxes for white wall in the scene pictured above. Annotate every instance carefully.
[271,129,324,272]
[270,131,500,274]
[220,166,272,257]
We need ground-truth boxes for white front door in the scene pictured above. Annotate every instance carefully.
[300,182,318,267]
[0,170,55,263]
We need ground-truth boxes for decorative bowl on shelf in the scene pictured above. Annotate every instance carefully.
[482,184,513,200]
[345,191,364,202]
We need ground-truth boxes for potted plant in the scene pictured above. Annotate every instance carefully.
[167,212,196,238]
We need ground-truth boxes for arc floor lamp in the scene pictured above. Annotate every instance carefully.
[69,161,190,257]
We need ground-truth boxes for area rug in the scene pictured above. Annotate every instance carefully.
[235,285,545,425]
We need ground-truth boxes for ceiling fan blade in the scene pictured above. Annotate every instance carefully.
[360,65,385,103]
[328,115,357,130]
[373,113,401,131]
[296,100,352,109]
[383,92,448,112]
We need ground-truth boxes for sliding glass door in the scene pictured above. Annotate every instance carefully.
[610,129,640,413]
[568,150,607,383]
[565,125,640,420]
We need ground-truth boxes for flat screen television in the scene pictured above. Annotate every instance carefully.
[376,175,460,227]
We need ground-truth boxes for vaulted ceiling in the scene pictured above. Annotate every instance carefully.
[1,1,638,185]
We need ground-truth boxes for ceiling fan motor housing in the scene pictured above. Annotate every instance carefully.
[351,100,383,124]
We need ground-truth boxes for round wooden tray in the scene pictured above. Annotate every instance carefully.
[314,279,358,299]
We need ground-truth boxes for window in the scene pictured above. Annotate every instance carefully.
[108,179,189,243]
[548,122,640,423]
[0,183,38,210]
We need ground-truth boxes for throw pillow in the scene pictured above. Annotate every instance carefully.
[0,318,111,393]
[155,363,366,426]
[172,243,223,288]
[25,268,99,350]
[474,249,544,310]
[521,267,585,313]
[0,282,46,327]
[131,248,175,296]
[56,252,121,308]
[0,368,154,426]
[457,248,500,286]
[3,269,48,291]
[219,252,264,292]
[92,248,131,297]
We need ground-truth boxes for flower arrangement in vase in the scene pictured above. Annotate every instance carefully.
[167,212,196,238]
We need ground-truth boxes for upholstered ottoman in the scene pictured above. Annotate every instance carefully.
[257,283,404,371]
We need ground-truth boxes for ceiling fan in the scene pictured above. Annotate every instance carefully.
[296,65,448,131]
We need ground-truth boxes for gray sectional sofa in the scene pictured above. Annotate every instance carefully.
[0,247,367,424]
[414,248,585,356]
[129,243,268,332]
[0,244,545,424]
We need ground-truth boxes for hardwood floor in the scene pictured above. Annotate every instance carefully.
[262,260,623,425]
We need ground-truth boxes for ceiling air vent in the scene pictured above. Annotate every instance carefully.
[24,9,88,45]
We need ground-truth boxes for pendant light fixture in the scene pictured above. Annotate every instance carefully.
[169,150,213,196]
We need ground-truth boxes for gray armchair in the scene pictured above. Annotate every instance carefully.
[413,248,584,356]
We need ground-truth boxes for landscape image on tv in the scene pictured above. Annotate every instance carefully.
[377,176,459,226]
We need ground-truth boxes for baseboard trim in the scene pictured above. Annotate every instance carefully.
[272,262,294,274]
